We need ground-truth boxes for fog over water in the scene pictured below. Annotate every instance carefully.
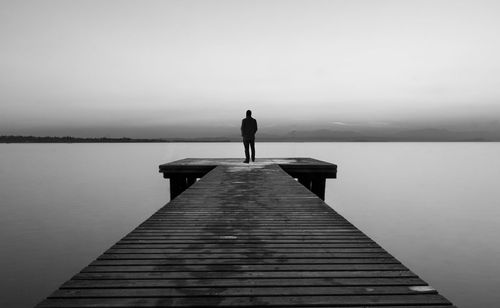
[1,1,500,138]
[1,143,499,307]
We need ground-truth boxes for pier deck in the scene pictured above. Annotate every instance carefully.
[37,158,453,307]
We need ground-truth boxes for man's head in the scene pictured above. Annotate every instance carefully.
[246,110,252,117]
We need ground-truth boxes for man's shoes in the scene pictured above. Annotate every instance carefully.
[243,160,249,164]
[251,158,255,162]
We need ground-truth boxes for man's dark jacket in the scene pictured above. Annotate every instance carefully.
[241,117,258,139]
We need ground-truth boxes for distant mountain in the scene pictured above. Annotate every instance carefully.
[250,127,496,142]
[0,135,168,143]
[389,128,488,141]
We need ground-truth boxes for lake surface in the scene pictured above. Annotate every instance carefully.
[1,142,499,307]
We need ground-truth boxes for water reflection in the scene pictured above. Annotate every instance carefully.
[0,143,499,307]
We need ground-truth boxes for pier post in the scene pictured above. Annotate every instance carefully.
[169,175,186,199]
[311,177,326,200]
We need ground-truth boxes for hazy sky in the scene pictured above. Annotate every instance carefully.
[1,0,500,137]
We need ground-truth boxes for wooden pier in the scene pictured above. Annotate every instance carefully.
[36,158,454,307]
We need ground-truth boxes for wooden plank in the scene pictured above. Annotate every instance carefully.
[104,248,386,254]
[72,271,417,280]
[50,286,437,297]
[37,294,451,307]
[112,243,381,248]
[83,261,409,270]
[119,237,376,242]
[60,277,430,289]
[81,264,408,272]
[97,253,395,259]
[117,238,375,242]
[91,258,402,266]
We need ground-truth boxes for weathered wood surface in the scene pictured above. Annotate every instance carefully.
[159,158,337,200]
[37,159,453,307]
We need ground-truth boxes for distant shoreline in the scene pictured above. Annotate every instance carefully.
[0,135,496,143]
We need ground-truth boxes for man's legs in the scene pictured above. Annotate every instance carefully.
[250,139,255,162]
[243,138,250,163]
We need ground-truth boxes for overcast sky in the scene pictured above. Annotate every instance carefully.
[1,0,499,137]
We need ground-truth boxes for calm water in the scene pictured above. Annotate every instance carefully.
[1,143,499,307]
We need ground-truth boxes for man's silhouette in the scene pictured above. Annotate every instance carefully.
[241,110,257,163]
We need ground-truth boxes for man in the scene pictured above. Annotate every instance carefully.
[241,110,258,163]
